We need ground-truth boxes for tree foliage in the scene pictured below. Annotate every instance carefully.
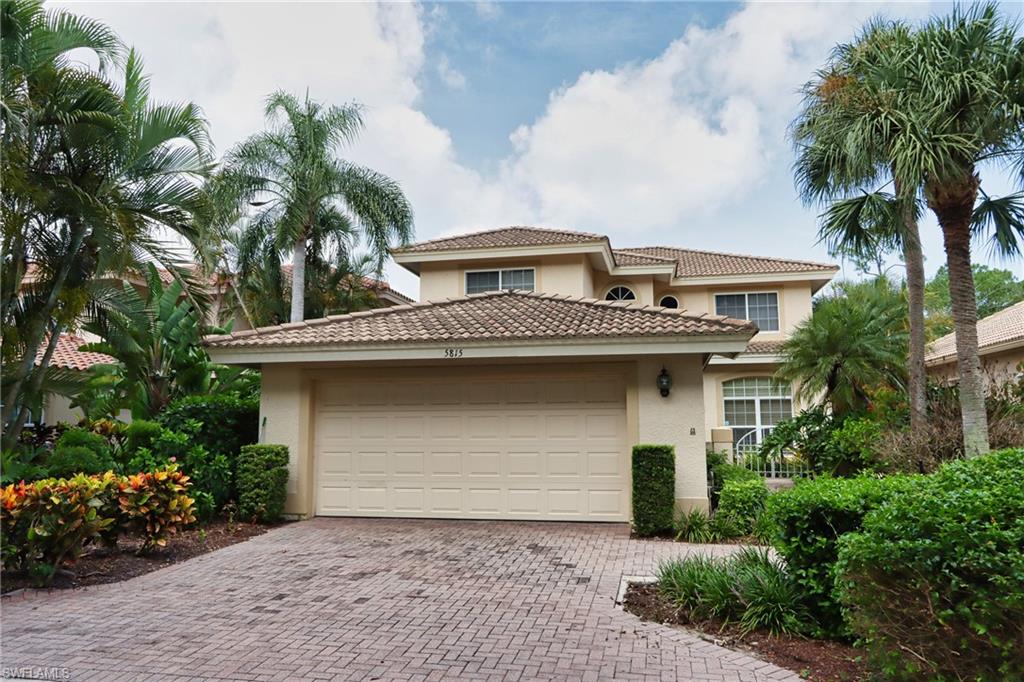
[925,264,1024,339]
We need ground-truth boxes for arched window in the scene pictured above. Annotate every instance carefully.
[722,377,792,454]
[659,295,679,309]
[605,285,636,301]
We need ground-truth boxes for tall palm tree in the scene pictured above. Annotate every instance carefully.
[225,91,414,322]
[794,5,1024,455]
[791,19,929,434]
[1,1,212,447]
[777,278,908,416]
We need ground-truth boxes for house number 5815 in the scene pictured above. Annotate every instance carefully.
[444,348,464,358]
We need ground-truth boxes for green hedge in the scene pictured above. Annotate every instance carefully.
[836,449,1024,679]
[631,444,675,536]
[706,450,759,508]
[764,473,918,637]
[237,444,289,523]
[716,478,768,535]
[158,394,258,458]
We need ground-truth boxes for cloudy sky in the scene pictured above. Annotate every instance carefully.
[58,1,1024,298]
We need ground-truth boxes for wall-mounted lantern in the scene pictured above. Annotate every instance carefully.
[656,367,672,397]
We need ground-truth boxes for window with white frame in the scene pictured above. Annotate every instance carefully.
[605,285,636,301]
[715,292,779,331]
[465,268,535,294]
[722,377,792,453]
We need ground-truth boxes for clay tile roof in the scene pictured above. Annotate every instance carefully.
[618,246,838,278]
[612,250,678,267]
[393,226,606,254]
[38,334,115,371]
[204,290,756,350]
[926,300,1024,364]
[744,339,787,355]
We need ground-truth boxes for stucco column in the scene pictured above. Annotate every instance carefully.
[635,356,709,513]
[259,364,314,517]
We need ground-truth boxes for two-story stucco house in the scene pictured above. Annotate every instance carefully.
[205,226,837,522]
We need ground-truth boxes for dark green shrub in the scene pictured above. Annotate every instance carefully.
[631,444,675,536]
[656,547,806,635]
[124,420,163,455]
[44,446,114,478]
[836,449,1024,680]
[674,508,713,543]
[716,479,768,535]
[159,394,258,458]
[54,428,110,459]
[236,444,289,522]
[706,449,759,507]
[764,473,918,637]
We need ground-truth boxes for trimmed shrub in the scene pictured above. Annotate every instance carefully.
[836,449,1024,680]
[706,450,759,508]
[1,473,118,584]
[764,473,918,637]
[631,444,675,536]
[118,465,197,552]
[159,394,258,459]
[236,444,289,523]
[45,428,116,478]
[716,478,768,535]
[124,419,163,456]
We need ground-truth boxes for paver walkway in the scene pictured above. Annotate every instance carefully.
[1,518,797,681]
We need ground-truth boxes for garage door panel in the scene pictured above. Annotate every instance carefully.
[315,374,628,521]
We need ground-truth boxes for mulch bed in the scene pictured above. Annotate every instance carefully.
[623,582,869,682]
[2,519,274,594]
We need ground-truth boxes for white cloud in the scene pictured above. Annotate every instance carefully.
[474,1,502,22]
[436,54,467,90]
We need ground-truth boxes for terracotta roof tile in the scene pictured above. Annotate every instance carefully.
[393,226,606,253]
[38,334,115,371]
[744,339,786,355]
[204,290,756,350]
[926,300,1024,364]
[620,246,837,278]
[612,250,678,267]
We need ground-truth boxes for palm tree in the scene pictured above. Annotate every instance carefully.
[791,19,929,434]
[777,278,908,416]
[1,0,212,447]
[794,5,1024,455]
[225,91,414,322]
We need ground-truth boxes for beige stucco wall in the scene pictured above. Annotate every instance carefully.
[42,393,84,425]
[928,347,1024,389]
[591,272,657,305]
[259,355,711,519]
[675,281,813,338]
[417,255,592,301]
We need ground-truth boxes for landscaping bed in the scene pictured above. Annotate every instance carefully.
[2,519,271,594]
[624,582,868,681]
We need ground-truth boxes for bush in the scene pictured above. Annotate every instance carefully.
[674,508,713,543]
[764,473,918,637]
[236,444,289,523]
[159,394,258,459]
[706,450,759,508]
[1,473,118,584]
[118,465,196,552]
[657,547,806,635]
[836,449,1024,680]
[124,420,163,456]
[716,479,768,535]
[44,446,113,479]
[631,444,675,536]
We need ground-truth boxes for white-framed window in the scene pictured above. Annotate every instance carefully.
[659,295,679,309]
[605,285,636,301]
[722,377,792,453]
[465,268,535,294]
[715,292,779,331]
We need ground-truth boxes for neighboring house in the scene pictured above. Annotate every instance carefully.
[205,226,837,521]
[33,333,115,425]
[926,300,1024,387]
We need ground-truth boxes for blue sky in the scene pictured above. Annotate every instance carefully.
[59,1,1023,297]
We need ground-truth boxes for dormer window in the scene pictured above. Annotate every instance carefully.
[659,295,679,309]
[605,286,636,301]
[715,292,779,331]
[465,268,535,294]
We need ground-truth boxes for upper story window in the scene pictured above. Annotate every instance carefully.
[465,268,535,294]
[605,286,636,301]
[659,295,679,309]
[715,292,779,331]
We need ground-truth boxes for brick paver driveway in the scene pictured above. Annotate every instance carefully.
[2,519,796,681]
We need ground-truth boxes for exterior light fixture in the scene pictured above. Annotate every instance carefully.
[657,368,672,397]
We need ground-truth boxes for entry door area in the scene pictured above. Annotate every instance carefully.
[314,373,629,521]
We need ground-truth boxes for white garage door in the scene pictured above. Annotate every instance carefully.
[314,374,629,521]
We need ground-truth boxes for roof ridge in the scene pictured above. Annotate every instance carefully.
[612,249,679,264]
[625,245,837,270]
[392,225,606,253]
